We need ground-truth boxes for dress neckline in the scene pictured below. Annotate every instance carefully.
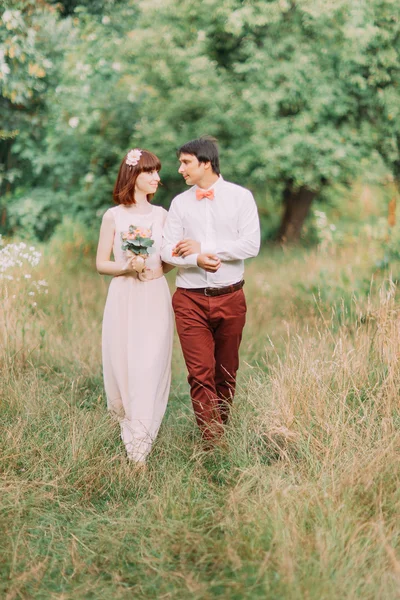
[120,204,154,217]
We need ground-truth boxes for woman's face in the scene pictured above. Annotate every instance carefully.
[135,170,160,196]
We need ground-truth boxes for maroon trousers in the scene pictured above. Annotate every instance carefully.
[172,287,247,440]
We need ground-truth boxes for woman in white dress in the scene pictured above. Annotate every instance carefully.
[96,148,174,464]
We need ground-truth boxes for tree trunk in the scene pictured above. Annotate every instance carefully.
[277,186,317,243]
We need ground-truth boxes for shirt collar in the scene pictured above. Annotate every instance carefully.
[194,175,224,195]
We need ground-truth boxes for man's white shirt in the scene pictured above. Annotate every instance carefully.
[161,176,261,289]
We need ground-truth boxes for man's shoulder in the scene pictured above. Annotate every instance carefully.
[170,187,195,206]
[221,179,253,198]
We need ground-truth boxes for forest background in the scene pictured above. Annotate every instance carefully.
[1,1,400,599]
[1,0,400,244]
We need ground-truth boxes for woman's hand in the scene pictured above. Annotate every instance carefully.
[123,255,146,273]
[173,238,201,258]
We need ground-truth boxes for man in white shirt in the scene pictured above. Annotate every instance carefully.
[161,136,260,443]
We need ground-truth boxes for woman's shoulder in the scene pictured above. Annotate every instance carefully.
[102,206,119,221]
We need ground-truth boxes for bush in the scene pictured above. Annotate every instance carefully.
[3,188,69,241]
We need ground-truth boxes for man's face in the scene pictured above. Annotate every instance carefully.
[178,153,208,186]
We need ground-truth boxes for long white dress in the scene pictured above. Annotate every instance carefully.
[102,204,173,462]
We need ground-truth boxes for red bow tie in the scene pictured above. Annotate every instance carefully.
[196,188,215,201]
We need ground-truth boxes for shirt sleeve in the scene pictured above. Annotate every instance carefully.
[161,199,199,267]
[202,190,261,261]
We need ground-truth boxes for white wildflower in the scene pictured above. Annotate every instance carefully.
[2,10,13,22]
[1,63,10,76]
[68,117,79,128]
[102,15,111,24]
[0,242,47,303]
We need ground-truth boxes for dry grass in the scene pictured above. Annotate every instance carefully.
[0,231,400,599]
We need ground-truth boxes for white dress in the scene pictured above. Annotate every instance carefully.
[102,204,173,462]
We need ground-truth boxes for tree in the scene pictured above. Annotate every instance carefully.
[0,2,144,237]
[0,2,59,193]
[128,0,396,241]
[2,0,400,242]
[0,1,71,236]
[33,4,143,223]
[341,0,400,185]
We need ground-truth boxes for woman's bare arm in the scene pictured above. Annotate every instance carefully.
[96,210,137,276]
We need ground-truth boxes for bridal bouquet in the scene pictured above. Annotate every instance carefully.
[121,226,155,271]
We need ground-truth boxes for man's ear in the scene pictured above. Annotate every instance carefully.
[203,161,211,171]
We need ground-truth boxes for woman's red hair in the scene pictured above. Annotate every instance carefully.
[113,149,161,205]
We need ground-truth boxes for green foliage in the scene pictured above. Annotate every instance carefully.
[130,0,378,193]
[0,2,63,195]
[1,0,400,240]
[5,187,68,240]
[341,0,400,180]
[48,0,122,17]
[47,216,99,271]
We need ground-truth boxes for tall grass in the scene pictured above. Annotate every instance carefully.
[1,226,400,599]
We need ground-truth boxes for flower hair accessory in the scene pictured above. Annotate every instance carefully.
[126,148,142,167]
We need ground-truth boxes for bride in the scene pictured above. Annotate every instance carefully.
[96,148,173,464]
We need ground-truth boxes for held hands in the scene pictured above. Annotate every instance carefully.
[173,239,201,258]
[172,238,221,272]
[122,254,146,274]
[197,253,221,272]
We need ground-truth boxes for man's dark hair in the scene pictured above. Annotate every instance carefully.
[177,135,220,175]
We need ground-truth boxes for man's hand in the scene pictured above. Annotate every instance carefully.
[197,253,221,272]
[173,238,201,258]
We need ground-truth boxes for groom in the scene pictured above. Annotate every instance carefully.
[161,136,260,442]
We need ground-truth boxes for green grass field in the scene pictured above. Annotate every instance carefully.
[1,209,400,599]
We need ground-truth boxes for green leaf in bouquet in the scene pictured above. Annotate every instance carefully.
[122,240,142,253]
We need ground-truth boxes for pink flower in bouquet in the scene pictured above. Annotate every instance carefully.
[134,227,152,238]
[121,224,155,260]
